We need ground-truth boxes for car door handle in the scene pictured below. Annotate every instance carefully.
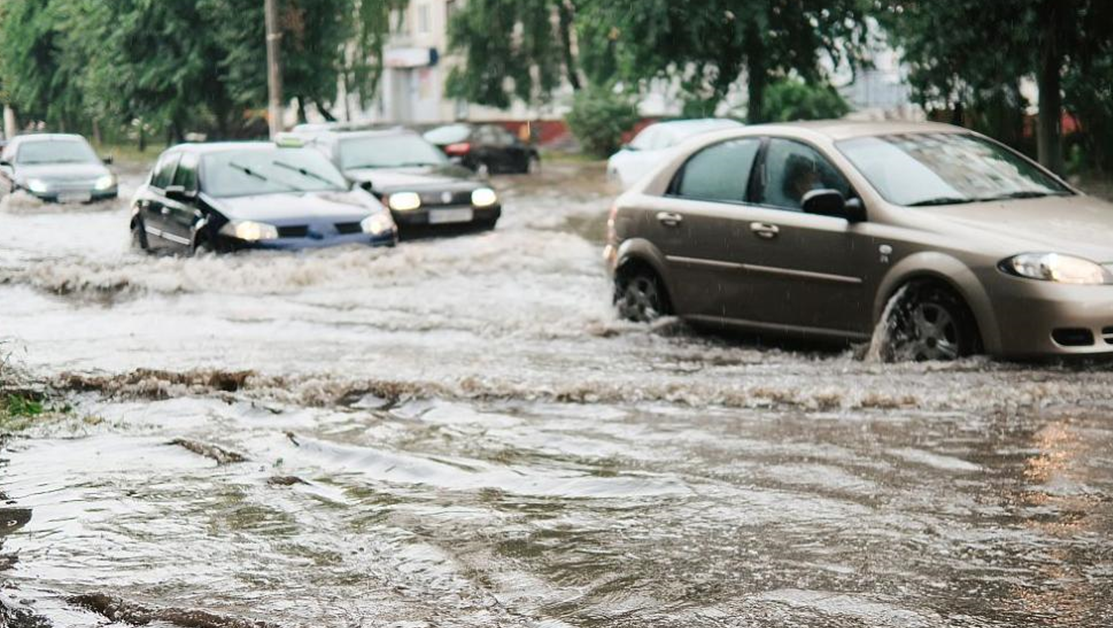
[656,212,683,227]
[750,222,780,239]
[160,207,171,216]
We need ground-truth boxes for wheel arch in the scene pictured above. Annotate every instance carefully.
[875,253,999,354]
[613,238,676,310]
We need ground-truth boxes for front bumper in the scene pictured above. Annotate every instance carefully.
[391,205,501,229]
[26,186,118,203]
[216,229,398,252]
[991,276,1113,356]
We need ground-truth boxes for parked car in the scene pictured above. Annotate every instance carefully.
[286,127,501,234]
[423,123,540,175]
[130,142,397,254]
[606,120,1113,360]
[606,118,743,190]
[0,133,118,203]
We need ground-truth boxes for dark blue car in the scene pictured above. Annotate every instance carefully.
[130,142,397,254]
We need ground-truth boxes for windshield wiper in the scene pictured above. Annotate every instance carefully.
[906,197,976,207]
[272,160,337,188]
[228,161,268,181]
[979,190,1070,201]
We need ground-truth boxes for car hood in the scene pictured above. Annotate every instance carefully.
[211,189,383,224]
[16,162,110,181]
[925,194,1113,262]
[343,165,482,193]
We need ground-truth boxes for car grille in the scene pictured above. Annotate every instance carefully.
[419,190,472,207]
[334,222,362,235]
[277,225,309,238]
[1102,327,1113,344]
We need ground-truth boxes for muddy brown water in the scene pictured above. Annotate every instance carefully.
[1,163,1112,626]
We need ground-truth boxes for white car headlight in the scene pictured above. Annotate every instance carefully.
[388,192,422,211]
[26,178,48,194]
[219,220,279,242]
[360,212,395,236]
[94,174,116,191]
[1003,253,1109,285]
[471,187,498,208]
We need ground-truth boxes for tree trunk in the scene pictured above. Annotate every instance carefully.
[1036,3,1063,174]
[313,100,337,122]
[744,22,767,124]
[557,1,581,91]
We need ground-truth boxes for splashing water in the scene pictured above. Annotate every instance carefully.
[864,284,909,363]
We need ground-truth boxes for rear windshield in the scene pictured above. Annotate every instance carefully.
[423,125,472,145]
[340,134,448,170]
[16,138,99,165]
[837,133,1071,206]
[201,147,349,198]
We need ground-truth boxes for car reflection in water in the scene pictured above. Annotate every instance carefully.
[129,142,397,254]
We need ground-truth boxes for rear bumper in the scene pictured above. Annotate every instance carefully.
[991,277,1113,356]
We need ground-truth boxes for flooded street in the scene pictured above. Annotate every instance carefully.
[2,162,1112,627]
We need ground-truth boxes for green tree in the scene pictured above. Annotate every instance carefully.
[759,77,850,122]
[0,0,85,129]
[565,84,640,157]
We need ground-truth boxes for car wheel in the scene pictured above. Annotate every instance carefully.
[476,162,491,178]
[130,219,149,252]
[616,267,670,323]
[193,237,214,257]
[525,155,541,174]
[883,282,979,361]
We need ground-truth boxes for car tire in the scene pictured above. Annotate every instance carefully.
[615,267,670,323]
[525,155,541,174]
[476,162,491,178]
[193,237,214,257]
[882,282,979,362]
[130,219,149,252]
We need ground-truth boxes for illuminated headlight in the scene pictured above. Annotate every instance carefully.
[388,192,422,211]
[219,220,279,242]
[25,178,48,194]
[94,174,116,191]
[360,212,395,236]
[471,187,498,208]
[1001,253,1110,285]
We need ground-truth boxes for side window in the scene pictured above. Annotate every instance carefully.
[491,126,516,146]
[673,138,761,204]
[172,153,199,192]
[759,139,851,211]
[151,153,181,189]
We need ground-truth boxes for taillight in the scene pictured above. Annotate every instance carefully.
[445,142,472,155]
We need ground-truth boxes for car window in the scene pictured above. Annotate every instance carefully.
[759,139,852,211]
[151,153,181,189]
[836,133,1071,206]
[172,152,199,192]
[674,138,761,203]
[339,134,447,169]
[490,126,516,146]
[424,124,471,144]
[15,138,99,165]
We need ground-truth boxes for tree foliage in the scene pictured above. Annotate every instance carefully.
[759,77,850,122]
[565,85,640,157]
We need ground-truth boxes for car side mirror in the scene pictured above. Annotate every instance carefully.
[101,155,114,165]
[0,160,12,174]
[164,185,196,202]
[802,189,866,222]
[358,180,374,193]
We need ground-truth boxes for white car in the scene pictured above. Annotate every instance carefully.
[606,118,744,189]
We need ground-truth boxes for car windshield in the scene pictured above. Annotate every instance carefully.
[201,147,349,198]
[837,133,1071,206]
[340,134,448,170]
[16,138,99,165]
[423,125,472,145]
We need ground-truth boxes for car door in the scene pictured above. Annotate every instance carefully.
[160,151,202,251]
[740,137,877,335]
[491,125,527,171]
[141,152,181,250]
[637,137,764,320]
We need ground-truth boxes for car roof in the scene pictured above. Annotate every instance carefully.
[288,127,416,141]
[10,133,90,144]
[650,118,743,131]
[165,141,291,155]
[748,119,967,141]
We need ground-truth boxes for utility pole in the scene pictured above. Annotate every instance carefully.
[264,0,284,138]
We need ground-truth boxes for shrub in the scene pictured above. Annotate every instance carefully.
[566,86,641,158]
[760,77,851,122]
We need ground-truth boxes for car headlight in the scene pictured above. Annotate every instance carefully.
[25,178,48,194]
[94,174,116,191]
[219,220,279,242]
[471,187,498,208]
[388,192,422,211]
[360,212,395,236]
[1001,253,1110,285]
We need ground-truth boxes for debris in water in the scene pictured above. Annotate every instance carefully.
[69,593,279,628]
[266,475,309,487]
[168,438,248,464]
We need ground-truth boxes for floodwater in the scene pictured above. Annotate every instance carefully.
[1,162,1112,627]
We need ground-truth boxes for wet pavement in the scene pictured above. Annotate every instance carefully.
[1,161,1112,626]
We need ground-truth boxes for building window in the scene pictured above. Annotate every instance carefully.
[417,3,431,34]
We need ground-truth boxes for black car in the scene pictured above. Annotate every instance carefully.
[423,123,540,175]
[285,128,501,234]
[130,142,397,254]
[0,133,118,203]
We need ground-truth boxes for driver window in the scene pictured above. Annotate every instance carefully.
[151,153,181,189]
[759,139,851,211]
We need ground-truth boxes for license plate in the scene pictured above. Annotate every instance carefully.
[428,208,474,224]
[57,192,91,203]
